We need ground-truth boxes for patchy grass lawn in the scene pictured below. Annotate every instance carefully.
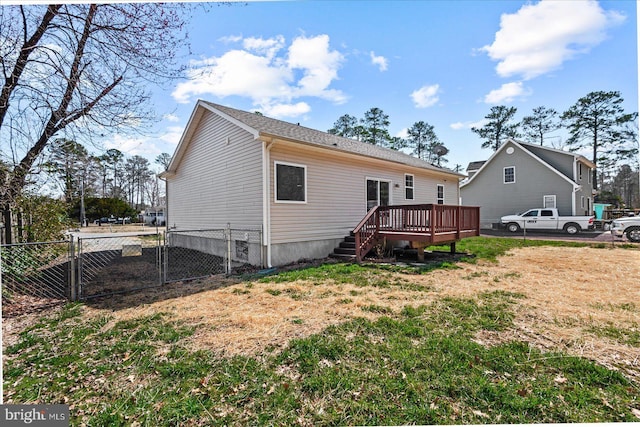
[3,237,640,425]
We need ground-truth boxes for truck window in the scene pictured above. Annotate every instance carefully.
[522,210,538,217]
[541,210,554,217]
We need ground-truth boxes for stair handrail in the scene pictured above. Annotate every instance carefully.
[353,205,381,262]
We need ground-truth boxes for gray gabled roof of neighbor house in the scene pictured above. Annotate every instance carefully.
[165,100,464,178]
[466,161,486,172]
[460,138,595,188]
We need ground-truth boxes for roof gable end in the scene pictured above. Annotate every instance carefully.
[460,138,578,188]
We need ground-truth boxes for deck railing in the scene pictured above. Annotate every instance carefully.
[353,204,480,262]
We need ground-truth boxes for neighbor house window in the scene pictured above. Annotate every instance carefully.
[578,163,583,180]
[405,174,414,200]
[437,184,445,205]
[543,195,556,209]
[581,196,585,209]
[504,166,515,184]
[588,168,592,184]
[275,161,306,203]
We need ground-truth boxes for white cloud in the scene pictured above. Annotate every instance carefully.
[104,134,161,158]
[396,128,409,139]
[172,34,346,118]
[218,34,243,44]
[450,119,489,130]
[370,51,388,71]
[163,113,179,122]
[481,0,625,79]
[261,102,311,118]
[159,126,185,146]
[411,84,440,108]
[483,81,531,104]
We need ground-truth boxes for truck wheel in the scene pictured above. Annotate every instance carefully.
[626,227,640,242]
[563,223,580,235]
[506,222,520,233]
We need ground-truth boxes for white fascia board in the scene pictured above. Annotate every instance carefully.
[200,101,260,140]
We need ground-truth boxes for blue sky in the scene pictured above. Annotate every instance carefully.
[108,0,638,173]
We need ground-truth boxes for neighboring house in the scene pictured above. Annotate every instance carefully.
[161,100,465,267]
[141,207,165,226]
[460,139,596,228]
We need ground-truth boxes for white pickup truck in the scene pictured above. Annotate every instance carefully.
[501,208,594,234]
[611,217,640,242]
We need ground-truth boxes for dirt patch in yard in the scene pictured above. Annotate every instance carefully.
[4,246,639,382]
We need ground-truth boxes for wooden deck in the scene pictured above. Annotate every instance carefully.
[353,204,481,262]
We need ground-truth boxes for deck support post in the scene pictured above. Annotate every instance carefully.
[450,242,456,254]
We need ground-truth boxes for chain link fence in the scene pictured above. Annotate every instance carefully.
[1,240,71,302]
[164,227,262,282]
[1,227,263,308]
[77,233,162,299]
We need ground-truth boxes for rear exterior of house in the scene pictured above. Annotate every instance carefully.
[163,101,464,266]
[460,139,595,228]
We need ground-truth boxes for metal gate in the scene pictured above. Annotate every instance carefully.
[77,233,162,299]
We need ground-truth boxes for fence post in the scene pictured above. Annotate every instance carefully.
[226,223,232,275]
[69,236,76,301]
[157,232,163,286]
[163,230,169,284]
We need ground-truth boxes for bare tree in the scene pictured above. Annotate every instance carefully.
[0,3,194,240]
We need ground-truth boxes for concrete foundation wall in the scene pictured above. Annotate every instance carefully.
[168,232,263,267]
[271,238,344,266]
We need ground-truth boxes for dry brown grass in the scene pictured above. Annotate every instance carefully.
[5,245,639,381]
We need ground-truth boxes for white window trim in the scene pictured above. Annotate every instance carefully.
[404,174,414,200]
[274,161,307,204]
[503,166,516,184]
[543,195,557,209]
[581,195,585,209]
[587,168,592,184]
[578,163,583,181]
[436,184,445,204]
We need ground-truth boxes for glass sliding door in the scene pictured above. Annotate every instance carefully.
[366,179,390,211]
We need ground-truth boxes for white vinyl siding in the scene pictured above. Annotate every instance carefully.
[269,142,457,244]
[167,110,263,229]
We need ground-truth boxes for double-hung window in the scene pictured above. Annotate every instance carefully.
[504,166,515,184]
[275,161,306,203]
[437,184,445,204]
[405,174,414,200]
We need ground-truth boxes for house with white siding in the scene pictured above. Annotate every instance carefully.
[460,139,596,228]
[162,101,467,267]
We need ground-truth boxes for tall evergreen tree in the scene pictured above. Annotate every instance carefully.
[561,91,638,190]
[406,121,439,161]
[521,106,560,146]
[471,106,520,151]
[328,114,358,138]
[362,107,391,147]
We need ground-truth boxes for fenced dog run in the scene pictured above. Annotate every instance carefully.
[1,227,262,305]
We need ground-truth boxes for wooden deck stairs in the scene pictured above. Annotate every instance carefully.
[332,204,480,262]
[330,233,357,260]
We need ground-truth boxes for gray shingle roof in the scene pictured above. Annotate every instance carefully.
[466,161,486,171]
[202,101,462,177]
